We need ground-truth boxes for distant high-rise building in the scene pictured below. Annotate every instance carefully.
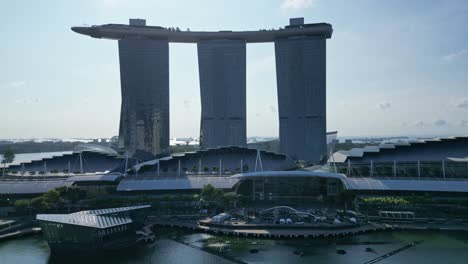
[275,36,327,163]
[117,20,169,157]
[198,40,247,148]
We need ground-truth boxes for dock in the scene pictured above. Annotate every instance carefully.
[0,227,41,241]
[149,219,394,239]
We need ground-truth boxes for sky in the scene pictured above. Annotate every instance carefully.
[1,0,468,139]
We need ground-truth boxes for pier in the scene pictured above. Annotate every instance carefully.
[0,227,41,242]
[149,219,394,239]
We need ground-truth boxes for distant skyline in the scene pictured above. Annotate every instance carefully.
[1,0,468,139]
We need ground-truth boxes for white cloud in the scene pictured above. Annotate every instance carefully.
[443,49,467,61]
[10,81,26,88]
[414,121,426,128]
[455,98,468,109]
[433,119,447,127]
[458,120,468,127]
[268,105,277,113]
[280,0,317,10]
[14,97,40,104]
[80,97,90,105]
[377,101,391,110]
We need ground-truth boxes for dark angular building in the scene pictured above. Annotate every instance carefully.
[36,205,150,255]
[117,21,169,157]
[198,40,247,148]
[275,35,327,163]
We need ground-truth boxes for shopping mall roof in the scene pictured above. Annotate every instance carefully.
[133,145,296,172]
[117,177,240,192]
[0,180,73,195]
[231,170,347,180]
[345,178,468,193]
[2,151,73,168]
[65,173,123,183]
[329,135,468,163]
[0,173,122,195]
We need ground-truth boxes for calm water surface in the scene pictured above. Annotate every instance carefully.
[1,230,468,264]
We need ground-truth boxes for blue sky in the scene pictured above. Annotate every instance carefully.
[1,0,468,139]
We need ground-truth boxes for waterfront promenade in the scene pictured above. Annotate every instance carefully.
[0,227,41,242]
[149,218,394,239]
[149,217,468,239]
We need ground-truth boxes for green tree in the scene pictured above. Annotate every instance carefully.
[200,184,224,207]
[30,197,49,212]
[56,186,86,203]
[1,148,15,176]
[14,199,30,214]
[1,149,15,164]
[43,189,60,204]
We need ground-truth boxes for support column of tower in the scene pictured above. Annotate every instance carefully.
[198,40,247,149]
[275,35,328,163]
[117,20,170,158]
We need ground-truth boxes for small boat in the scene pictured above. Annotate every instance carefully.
[365,247,376,253]
[249,248,259,253]
[293,250,304,257]
[219,246,230,253]
[336,249,347,255]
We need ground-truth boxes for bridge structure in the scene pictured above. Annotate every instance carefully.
[72,17,333,163]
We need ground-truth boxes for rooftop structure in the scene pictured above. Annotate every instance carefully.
[37,213,132,229]
[117,177,240,192]
[117,169,468,198]
[0,180,73,195]
[71,21,332,42]
[0,173,123,196]
[5,148,133,175]
[328,135,468,179]
[130,145,297,178]
[72,205,150,216]
[330,135,468,163]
